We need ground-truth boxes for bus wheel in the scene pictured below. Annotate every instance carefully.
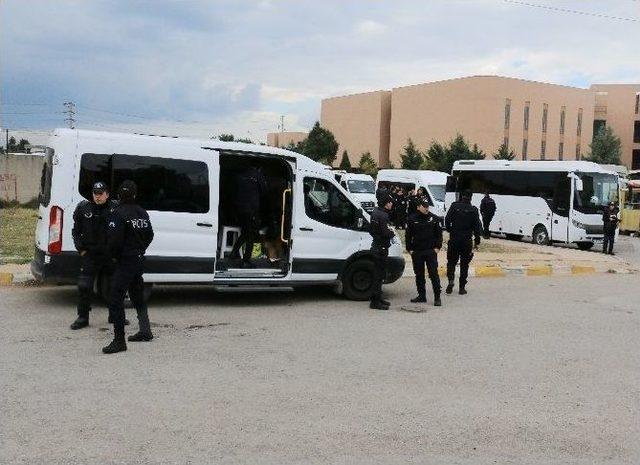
[532,225,549,246]
[342,259,376,301]
[577,241,594,251]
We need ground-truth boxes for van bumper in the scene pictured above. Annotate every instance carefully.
[31,247,79,284]
[384,256,405,284]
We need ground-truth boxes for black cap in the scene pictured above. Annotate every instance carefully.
[118,180,137,201]
[92,182,108,193]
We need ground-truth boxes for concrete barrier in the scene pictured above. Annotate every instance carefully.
[0,153,45,204]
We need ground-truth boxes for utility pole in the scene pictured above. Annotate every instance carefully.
[5,129,8,153]
[63,101,76,129]
[280,115,285,133]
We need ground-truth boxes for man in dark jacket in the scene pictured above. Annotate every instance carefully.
[406,199,443,306]
[479,192,496,239]
[445,190,482,295]
[602,201,620,255]
[103,180,154,354]
[369,193,395,310]
[70,182,117,330]
[231,165,268,267]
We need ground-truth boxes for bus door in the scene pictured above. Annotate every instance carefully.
[551,175,571,242]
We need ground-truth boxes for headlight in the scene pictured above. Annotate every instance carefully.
[572,219,585,229]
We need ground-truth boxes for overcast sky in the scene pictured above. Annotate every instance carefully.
[1,0,639,144]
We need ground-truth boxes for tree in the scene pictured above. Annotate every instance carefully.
[493,142,516,160]
[302,121,339,165]
[358,152,378,176]
[7,136,17,152]
[216,134,235,142]
[585,126,622,164]
[423,134,484,173]
[284,140,305,154]
[423,141,447,172]
[399,138,424,170]
[338,150,352,170]
[6,136,30,153]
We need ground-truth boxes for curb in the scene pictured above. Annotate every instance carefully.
[0,272,35,286]
[403,264,636,279]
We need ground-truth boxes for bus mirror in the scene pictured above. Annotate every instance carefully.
[575,179,584,191]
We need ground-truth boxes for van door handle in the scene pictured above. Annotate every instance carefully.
[300,227,314,231]
[197,222,213,227]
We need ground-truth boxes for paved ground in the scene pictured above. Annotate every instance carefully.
[2,273,639,465]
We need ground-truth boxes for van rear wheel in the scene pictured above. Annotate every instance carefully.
[342,259,376,301]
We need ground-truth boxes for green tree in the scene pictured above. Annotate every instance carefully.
[399,138,424,170]
[585,126,622,164]
[284,140,305,154]
[338,150,352,170]
[358,152,378,176]
[493,142,515,160]
[423,141,447,171]
[302,121,339,165]
[216,134,235,142]
[17,139,30,152]
[7,136,17,152]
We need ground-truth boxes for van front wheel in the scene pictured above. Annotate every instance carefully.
[342,259,376,301]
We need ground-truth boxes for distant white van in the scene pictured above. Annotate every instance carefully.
[31,129,405,301]
[375,169,448,217]
[333,171,377,213]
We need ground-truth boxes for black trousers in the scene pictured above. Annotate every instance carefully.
[481,214,494,238]
[232,211,261,261]
[108,255,148,330]
[446,239,473,287]
[77,254,111,316]
[603,230,615,254]
[370,247,388,303]
[411,250,441,298]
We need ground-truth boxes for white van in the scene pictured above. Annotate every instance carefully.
[333,171,377,213]
[375,169,448,217]
[31,129,405,300]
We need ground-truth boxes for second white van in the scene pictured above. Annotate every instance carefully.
[376,169,448,217]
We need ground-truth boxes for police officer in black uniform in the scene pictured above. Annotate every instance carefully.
[369,192,395,310]
[445,190,482,295]
[480,192,496,239]
[406,199,443,306]
[70,182,117,330]
[602,201,620,255]
[103,180,154,354]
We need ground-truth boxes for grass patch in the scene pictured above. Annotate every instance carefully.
[0,207,38,263]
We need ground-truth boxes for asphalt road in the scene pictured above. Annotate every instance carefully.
[1,273,639,465]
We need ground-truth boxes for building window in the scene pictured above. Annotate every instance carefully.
[593,119,606,138]
[559,106,566,135]
[577,108,583,136]
[636,93,639,115]
[504,98,511,130]
[634,120,640,143]
[576,144,581,160]
[542,103,548,133]
[559,142,564,160]
[633,150,640,170]
[522,139,528,160]
[523,102,530,131]
[541,140,546,159]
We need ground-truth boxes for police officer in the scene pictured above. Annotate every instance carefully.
[231,165,268,268]
[602,201,620,255]
[445,190,482,295]
[103,180,154,354]
[369,192,395,310]
[70,182,117,330]
[479,192,496,239]
[406,199,442,306]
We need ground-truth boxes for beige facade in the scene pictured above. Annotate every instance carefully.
[266,131,307,148]
[590,84,640,169]
[320,90,391,167]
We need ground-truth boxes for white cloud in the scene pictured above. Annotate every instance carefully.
[354,19,387,37]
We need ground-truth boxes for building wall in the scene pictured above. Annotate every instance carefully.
[320,90,392,167]
[266,131,308,148]
[0,153,45,203]
[590,84,640,169]
[389,76,594,167]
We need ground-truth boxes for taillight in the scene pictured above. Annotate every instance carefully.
[48,206,64,254]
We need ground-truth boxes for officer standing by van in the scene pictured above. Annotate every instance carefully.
[369,192,395,310]
[480,191,496,239]
[406,199,442,306]
[103,180,154,354]
[70,182,117,330]
[445,190,482,295]
[602,201,620,255]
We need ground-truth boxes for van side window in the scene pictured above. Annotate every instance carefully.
[304,177,359,230]
[79,153,111,201]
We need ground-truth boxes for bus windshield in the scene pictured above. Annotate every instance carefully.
[347,180,375,194]
[574,172,619,213]
[428,184,446,202]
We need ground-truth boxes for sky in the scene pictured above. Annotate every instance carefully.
[1,0,639,145]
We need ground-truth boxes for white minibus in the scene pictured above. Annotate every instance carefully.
[376,169,448,217]
[333,171,377,213]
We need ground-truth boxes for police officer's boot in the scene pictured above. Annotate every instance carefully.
[434,293,442,306]
[128,309,154,342]
[410,295,426,303]
[370,299,390,310]
[70,311,89,330]
[102,325,127,354]
[458,285,467,295]
[445,282,454,294]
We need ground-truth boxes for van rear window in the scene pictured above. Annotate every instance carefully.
[38,151,53,206]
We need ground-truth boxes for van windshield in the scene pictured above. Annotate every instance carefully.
[347,180,375,194]
[38,150,53,206]
[574,172,619,214]
[428,184,446,202]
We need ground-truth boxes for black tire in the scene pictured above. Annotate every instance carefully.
[532,225,550,246]
[342,259,376,301]
[577,241,594,251]
[505,233,523,241]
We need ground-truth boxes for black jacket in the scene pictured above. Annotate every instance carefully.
[107,202,154,259]
[445,200,482,245]
[405,212,443,252]
[602,207,620,233]
[235,166,268,212]
[480,196,496,217]
[369,206,395,249]
[71,199,117,255]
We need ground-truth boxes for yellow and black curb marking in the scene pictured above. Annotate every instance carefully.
[404,263,636,279]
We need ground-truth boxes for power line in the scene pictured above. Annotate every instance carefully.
[502,0,639,22]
